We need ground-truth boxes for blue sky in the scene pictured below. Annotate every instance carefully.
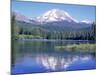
[12,1,96,22]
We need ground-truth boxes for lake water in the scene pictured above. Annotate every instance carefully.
[11,40,96,75]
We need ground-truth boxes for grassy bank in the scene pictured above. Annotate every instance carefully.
[13,34,43,40]
[55,44,96,53]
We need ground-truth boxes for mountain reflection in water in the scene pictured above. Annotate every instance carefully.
[35,54,91,70]
[12,53,96,74]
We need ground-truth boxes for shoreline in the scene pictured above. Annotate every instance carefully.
[16,39,95,42]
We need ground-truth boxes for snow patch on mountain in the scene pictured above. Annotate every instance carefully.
[81,19,93,24]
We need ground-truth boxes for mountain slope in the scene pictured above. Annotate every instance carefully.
[13,12,38,24]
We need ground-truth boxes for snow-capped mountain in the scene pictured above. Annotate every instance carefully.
[36,9,78,23]
[12,9,94,33]
[13,9,93,27]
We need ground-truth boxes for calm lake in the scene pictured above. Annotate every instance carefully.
[11,40,96,75]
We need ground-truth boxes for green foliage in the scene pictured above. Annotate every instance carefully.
[55,44,96,53]
[11,14,20,40]
[17,35,43,39]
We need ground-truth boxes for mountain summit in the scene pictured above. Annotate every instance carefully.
[36,9,78,23]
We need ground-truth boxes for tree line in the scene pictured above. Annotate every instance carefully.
[11,14,96,40]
